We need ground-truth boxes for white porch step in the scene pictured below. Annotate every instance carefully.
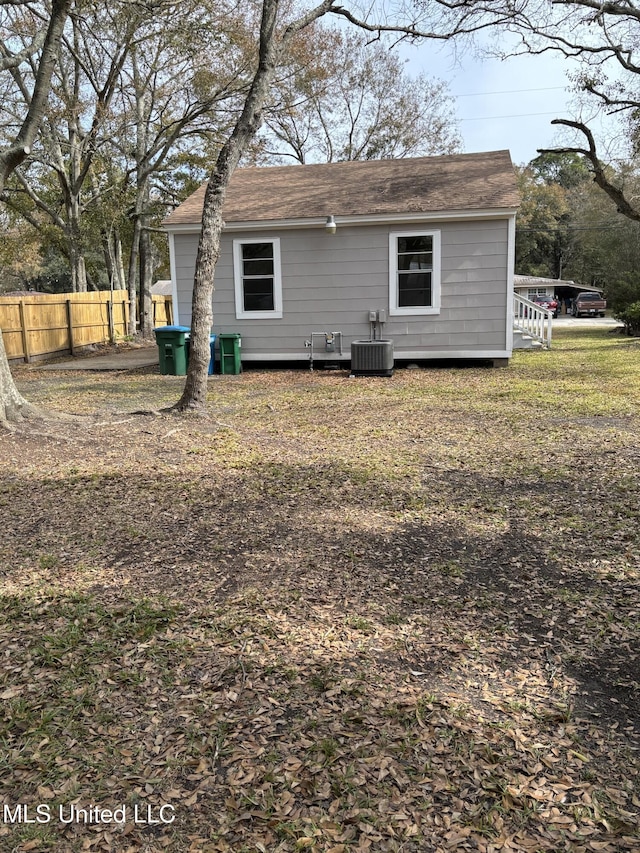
[513,328,545,350]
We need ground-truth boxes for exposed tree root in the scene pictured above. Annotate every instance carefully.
[0,398,46,432]
[0,400,82,432]
[163,401,210,418]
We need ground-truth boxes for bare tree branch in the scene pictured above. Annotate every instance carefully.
[0,0,72,190]
[552,0,640,23]
[539,118,640,223]
[0,31,47,72]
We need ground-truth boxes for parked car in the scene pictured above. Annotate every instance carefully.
[532,294,559,318]
[572,292,606,317]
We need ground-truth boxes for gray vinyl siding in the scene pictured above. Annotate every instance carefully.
[171,219,511,359]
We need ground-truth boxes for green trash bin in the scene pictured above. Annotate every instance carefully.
[218,333,242,375]
[154,325,190,375]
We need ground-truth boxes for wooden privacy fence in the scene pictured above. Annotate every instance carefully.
[0,290,173,363]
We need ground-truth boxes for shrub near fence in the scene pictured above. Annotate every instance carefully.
[0,290,173,363]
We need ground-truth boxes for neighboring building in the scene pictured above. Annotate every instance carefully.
[514,275,603,311]
[151,280,173,297]
[151,279,174,325]
[164,151,520,367]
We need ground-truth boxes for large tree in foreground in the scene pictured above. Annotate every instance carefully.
[0,0,72,426]
[174,0,510,413]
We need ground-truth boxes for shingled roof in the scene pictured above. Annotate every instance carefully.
[164,150,519,228]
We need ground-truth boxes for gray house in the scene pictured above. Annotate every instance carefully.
[164,151,520,368]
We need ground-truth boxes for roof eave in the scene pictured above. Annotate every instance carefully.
[164,206,519,234]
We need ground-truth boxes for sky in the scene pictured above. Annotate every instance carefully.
[400,38,610,167]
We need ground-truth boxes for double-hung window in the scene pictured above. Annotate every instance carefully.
[389,230,441,315]
[233,238,282,319]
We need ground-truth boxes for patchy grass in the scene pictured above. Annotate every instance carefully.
[0,326,638,852]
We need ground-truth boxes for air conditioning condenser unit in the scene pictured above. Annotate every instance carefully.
[350,339,394,377]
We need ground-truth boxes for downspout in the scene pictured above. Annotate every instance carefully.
[167,231,180,326]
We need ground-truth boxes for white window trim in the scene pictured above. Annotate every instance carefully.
[389,229,441,316]
[233,237,283,319]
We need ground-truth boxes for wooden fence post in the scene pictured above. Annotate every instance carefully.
[66,299,76,356]
[18,300,31,363]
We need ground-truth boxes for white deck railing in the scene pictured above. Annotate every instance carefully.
[514,293,553,348]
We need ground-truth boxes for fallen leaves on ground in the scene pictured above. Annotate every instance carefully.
[0,328,638,852]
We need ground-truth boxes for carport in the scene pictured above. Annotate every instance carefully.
[514,275,604,315]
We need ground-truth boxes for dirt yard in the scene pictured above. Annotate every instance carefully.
[1,327,639,852]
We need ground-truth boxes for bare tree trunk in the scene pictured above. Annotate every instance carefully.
[139,222,154,339]
[102,229,115,288]
[127,217,141,336]
[173,0,284,411]
[127,51,150,338]
[66,183,88,292]
[114,230,126,291]
[102,227,127,293]
[69,240,88,292]
[0,330,41,428]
